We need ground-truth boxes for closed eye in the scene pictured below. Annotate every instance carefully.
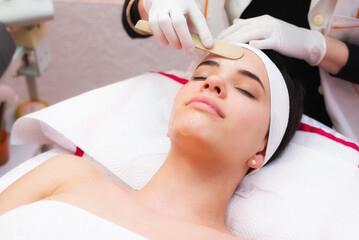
[191,76,207,81]
[236,88,255,99]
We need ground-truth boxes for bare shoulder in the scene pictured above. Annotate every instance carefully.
[42,154,104,178]
[0,154,103,215]
[18,154,104,186]
[46,154,111,190]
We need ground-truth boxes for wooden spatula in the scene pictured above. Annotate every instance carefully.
[134,20,243,60]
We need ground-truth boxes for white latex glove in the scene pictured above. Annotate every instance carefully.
[143,0,213,55]
[218,15,326,65]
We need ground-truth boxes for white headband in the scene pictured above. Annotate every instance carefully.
[193,43,290,171]
[240,44,289,172]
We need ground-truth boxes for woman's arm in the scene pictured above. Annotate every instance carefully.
[0,155,93,215]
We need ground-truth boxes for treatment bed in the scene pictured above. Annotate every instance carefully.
[1,70,359,239]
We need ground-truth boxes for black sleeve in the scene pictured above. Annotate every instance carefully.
[121,0,151,39]
[0,23,16,78]
[330,42,359,84]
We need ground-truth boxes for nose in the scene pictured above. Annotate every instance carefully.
[200,75,227,98]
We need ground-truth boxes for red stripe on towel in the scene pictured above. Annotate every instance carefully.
[74,147,84,157]
[157,72,188,84]
[298,122,359,152]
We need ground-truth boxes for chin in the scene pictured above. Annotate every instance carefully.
[169,121,219,153]
[169,108,211,136]
[168,105,222,146]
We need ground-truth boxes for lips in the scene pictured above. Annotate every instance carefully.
[186,96,224,118]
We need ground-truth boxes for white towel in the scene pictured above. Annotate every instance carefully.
[0,200,148,240]
[11,72,183,189]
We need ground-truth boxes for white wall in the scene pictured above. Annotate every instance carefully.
[2,1,192,106]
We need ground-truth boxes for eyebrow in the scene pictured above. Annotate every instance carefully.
[237,69,265,91]
[196,60,220,68]
[196,59,265,91]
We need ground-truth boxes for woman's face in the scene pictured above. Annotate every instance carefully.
[168,48,271,166]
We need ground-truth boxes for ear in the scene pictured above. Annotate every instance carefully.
[246,141,267,169]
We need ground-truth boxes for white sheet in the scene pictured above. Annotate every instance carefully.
[0,200,148,240]
[11,72,182,189]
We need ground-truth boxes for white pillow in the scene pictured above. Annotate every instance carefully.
[11,71,359,239]
[228,114,359,239]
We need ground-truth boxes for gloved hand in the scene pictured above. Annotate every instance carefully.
[143,0,213,55]
[218,15,326,65]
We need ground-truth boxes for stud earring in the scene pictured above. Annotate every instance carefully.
[250,159,256,166]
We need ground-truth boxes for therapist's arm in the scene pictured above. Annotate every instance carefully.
[138,0,148,20]
[318,36,359,84]
[318,36,348,75]
[122,0,151,38]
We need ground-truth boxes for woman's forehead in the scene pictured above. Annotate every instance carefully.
[203,48,265,68]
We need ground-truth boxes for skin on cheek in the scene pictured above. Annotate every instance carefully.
[168,83,205,137]
[224,101,269,157]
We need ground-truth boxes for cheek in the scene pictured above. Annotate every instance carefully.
[168,108,203,138]
[226,101,270,148]
[168,84,203,137]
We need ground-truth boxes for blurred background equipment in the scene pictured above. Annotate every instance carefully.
[0,0,190,174]
[1,0,54,118]
[0,0,54,166]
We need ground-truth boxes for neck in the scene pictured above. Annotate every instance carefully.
[132,146,247,231]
